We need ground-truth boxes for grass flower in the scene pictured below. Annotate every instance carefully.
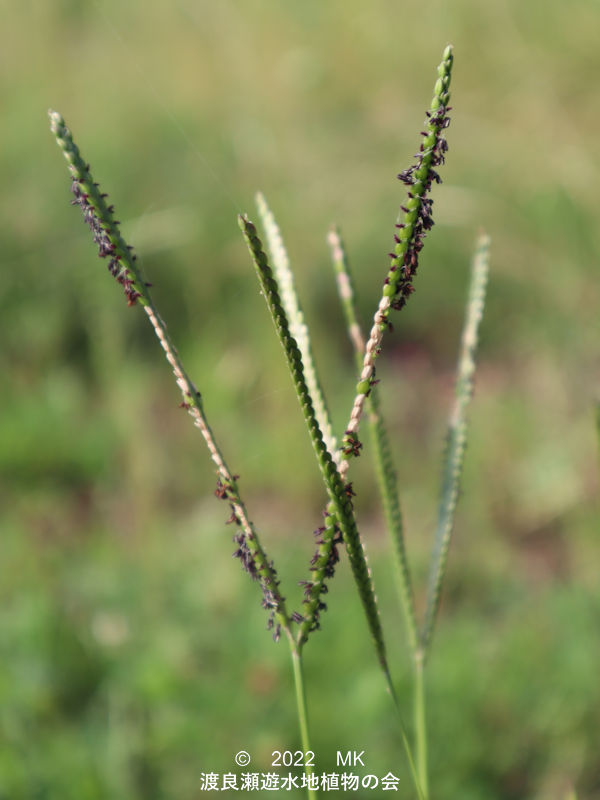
[49,110,291,643]
[344,45,454,461]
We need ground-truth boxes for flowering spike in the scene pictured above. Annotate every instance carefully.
[342,46,453,454]
[49,111,147,309]
[256,192,338,463]
[49,111,292,643]
[421,231,490,657]
[239,215,388,663]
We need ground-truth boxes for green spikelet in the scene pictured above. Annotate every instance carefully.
[384,45,454,326]
[239,215,388,666]
[49,110,148,308]
[256,192,338,461]
[329,226,418,652]
[50,111,291,643]
[421,232,490,656]
[345,45,454,452]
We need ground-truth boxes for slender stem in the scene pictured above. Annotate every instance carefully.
[414,650,428,799]
[290,648,318,800]
[385,671,425,800]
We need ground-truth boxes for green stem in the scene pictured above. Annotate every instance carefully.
[385,671,425,800]
[414,650,428,799]
[290,648,318,800]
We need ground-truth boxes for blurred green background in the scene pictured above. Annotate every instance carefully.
[1,0,599,798]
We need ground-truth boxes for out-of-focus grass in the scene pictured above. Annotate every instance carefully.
[1,0,599,797]
[2,515,599,799]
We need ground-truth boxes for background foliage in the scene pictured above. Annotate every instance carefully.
[1,1,599,798]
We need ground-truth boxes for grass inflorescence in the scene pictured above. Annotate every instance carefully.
[49,44,493,800]
[49,111,292,644]
[344,44,454,455]
[238,215,387,663]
